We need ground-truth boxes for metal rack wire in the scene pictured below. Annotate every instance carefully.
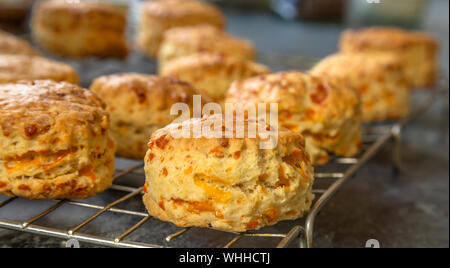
[0,50,447,247]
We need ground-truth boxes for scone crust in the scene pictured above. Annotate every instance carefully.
[340,27,438,87]
[0,30,40,56]
[90,73,199,159]
[160,53,270,102]
[0,80,115,199]
[137,0,225,58]
[143,115,314,232]
[225,71,362,164]
[31,0,128,58]
[158,25,255,67]
[0,55,78,84]
[311,52,411,122]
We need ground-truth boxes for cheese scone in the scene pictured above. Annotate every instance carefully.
[226,71,362,165]
[137,0,225,58]
[340,27,439,88]
[0,30,40,56]
[0,55,78,84]
[160,53,270,103]
[143,115,314,232]
[0,80,115,199]
[311,52,410,122]
[31,0,128,58]
[158,25,255,68]
[91,73,201,159]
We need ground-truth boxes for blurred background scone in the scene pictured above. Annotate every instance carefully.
[340,27,439,88]
[143,115,314,232]
[0,54,78,84]
[226,71,362,165]
[311,52,410,122]
[137,0,225,58]
[90,73,200,159]
[0,80,115,199]
[158,25,255,68]
[160,53,270,103]
[31,0,128,59]
[0,30,40,56]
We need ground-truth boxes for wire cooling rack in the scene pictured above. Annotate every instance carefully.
[0,49,448,247]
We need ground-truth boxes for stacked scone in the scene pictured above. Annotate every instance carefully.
[0,81,115,199]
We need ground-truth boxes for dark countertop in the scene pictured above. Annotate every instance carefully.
[0,1,448,248]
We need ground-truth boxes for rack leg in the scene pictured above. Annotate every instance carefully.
[392,125,403,175]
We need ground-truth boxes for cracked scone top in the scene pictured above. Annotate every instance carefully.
[0,30,40,56]
[225,71,362,165]
[91,73,201,159]
[311,52,410,122]
[0,80,115,199]
[340,27,438,88]
[143,114,314,232]
[137,0,225,58]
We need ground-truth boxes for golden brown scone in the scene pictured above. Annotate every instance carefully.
[31,0,128,59]
[0,30,40,56]
[143,114,314,232]
[90,73,202,160]
[137,0,225,58]
[225,71,362,165]
[310,52,410,122]
[0,80,115,200]
[0,55,78,84]
[160,53,270,103]
[340,27,439,88]
[158,24,255,67]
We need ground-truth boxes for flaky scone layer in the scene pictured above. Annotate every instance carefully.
[0,80,115,199]
[143,115,314,232]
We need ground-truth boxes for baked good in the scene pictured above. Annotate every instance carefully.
[90,73,201,159]
[137,0,225,58]
[0,80,115,200]
[0,0,34,21]
[158,24,255,68]
[159,53,270,103]
[31,0,128,58]
[0,30,40,56]
[143,114,314,232]
[225,71,362,165]
[310,52,410,122]
[0,55,78,84]
[340,27,439,88]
